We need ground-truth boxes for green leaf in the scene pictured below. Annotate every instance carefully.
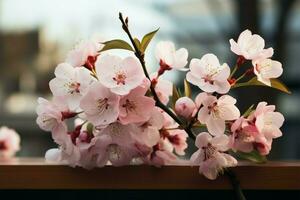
[100,39,134,52]
[133,38,141,50]
[86,123,94,135]
[242,104,254,117]
[140,28,159,53]
[171,85,180,109]
[233,77,291,94]
[184,79,192,98]
[233,150,267,163]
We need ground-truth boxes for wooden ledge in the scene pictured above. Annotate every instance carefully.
[0,158,299,189]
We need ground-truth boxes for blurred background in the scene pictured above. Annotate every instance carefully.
[0,0,299,159]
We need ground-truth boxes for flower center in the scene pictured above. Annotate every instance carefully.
[97,98,109,114]
[202,143,217,161]
[113,71,126,85]
[107,144,122,162]
[255,59,272,73]
[208,102,220,118]
[122,99,137,113]
[0,141,7,150]
[66,82,81,94]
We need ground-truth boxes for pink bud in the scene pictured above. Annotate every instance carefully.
[175,97,196,119]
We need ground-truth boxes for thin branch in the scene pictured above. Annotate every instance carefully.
[118,12,195,140]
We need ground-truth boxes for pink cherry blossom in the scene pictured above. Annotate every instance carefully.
[160,111,188,155]
[198,94,240,135]
[95,122,140,166]
[229,117,259,153]
[151,73,172,105]
[253,58,283,86]
[49,63,95,109]
[95,55,144,95]
[229,29,273,60]
[229,102,284,155]
[186,54,231,94]
[175,97,196,119]
[119,85,155,125]
[190,132,237,180]
[0,127,21,158]
[252,102,284,140]
[66,40,103,69]
[134,107,164,147]
[80,82,120,126]
[155,41,188,71]
[36,96,78,144]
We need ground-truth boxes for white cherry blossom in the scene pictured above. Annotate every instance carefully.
[49,63,95,109]
[96,55,144,95]
[198,94,240,135]
[229,29,273,60]
[186,54,231,94]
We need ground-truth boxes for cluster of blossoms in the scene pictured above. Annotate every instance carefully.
[36,25,286,180]
[0,126,20,159]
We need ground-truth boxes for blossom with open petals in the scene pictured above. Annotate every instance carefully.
[80,82,120,126]
[49,63,95,109]
[96,55,144,95]
[186,54,231,94]
[119,85,155,125]
[229,29,273,60]
[155,41,188,71]
[198,94,240,135]
[151,73,172,105]
[0,127,21,158]
[253,58,283,86]
[66,40,103,69]
[190,132,237,180]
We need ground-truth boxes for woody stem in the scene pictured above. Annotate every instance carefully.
[119,12,195,140]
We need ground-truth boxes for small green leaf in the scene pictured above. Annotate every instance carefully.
[133,38,141,50]
[242,104,254,117]
[171,85,180,109]
[100,39,134,52]
[232,77,291,94]
[184,79,192,98]
[233,150,267,163]
[86,123,94,135]
[141,28,159,53]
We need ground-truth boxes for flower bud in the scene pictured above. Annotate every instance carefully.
[175,97,196,119]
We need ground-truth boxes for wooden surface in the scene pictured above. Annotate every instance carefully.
[0,158,299,189]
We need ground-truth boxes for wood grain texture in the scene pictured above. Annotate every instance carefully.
[0,158,299,189]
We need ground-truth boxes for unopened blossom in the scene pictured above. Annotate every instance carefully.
[186,54,231,94]
[190,132,237,180]
[151,73,172,105]
[155,41,188,72]
[66,40,103,69]
[198,94,240,135]
[175,97,196,119]
[80,82,120,126]
[253,58,283,86]
[96,55,144,95]
[49,63,95,109]
[0,127,21,158]
[119,85,155,125]
[229,29,273,60]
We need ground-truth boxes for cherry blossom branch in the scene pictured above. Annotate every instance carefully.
[225,169,247,200]
[119,12,195,141]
